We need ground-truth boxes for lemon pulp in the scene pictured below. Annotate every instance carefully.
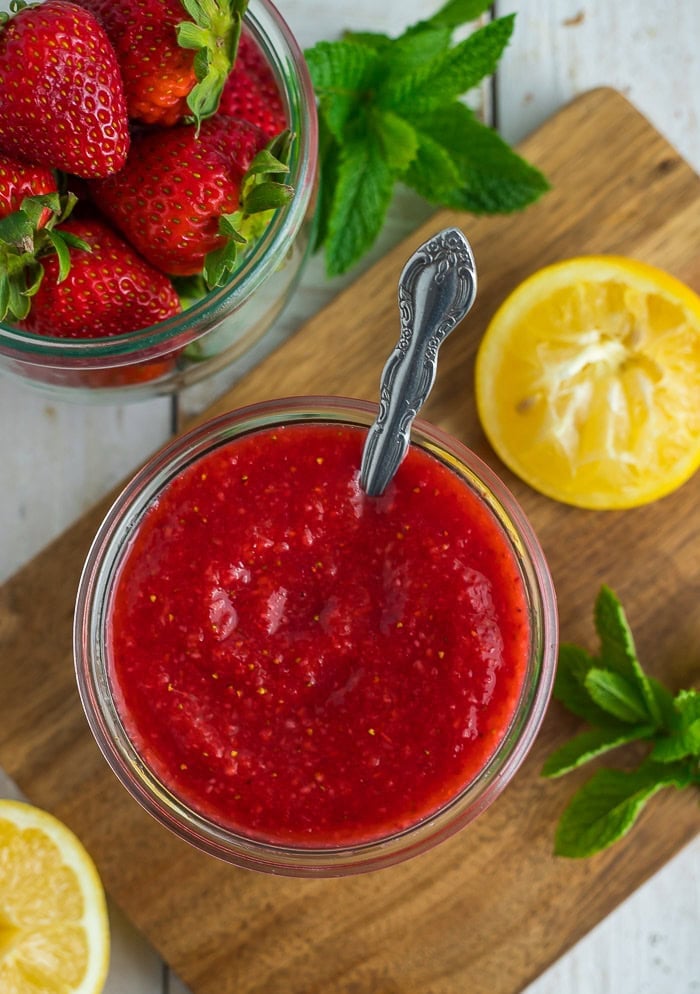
[0,800,109,994]
[475,256,700,509]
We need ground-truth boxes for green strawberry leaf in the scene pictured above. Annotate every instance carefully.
[203,239,240,288]
[6,270,32,321]
[0,192,87,321]
[593,585,662,724]
[542,724,657,779]
[410,103,550,213]
[244,148,289,181]
[0,209,34,251]
[172,273,209,310]
[44,230,73,283]
[584,668,653,725]
[0,275,9,319]
[380,15,515,112]
[242,181,294,214]
[325,132,394,278]
[554,763,691,858]
[178,0,248,129]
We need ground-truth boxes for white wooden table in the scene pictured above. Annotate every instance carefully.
[1,2,699,992]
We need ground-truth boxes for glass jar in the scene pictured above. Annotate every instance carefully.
[74,397,558,875]
[0,0,318,402]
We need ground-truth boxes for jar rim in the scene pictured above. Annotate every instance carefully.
[0,0,319,365]
[74,397,558,876]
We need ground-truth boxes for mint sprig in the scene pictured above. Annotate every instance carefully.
[304,0,549,276]
[543,586,700,858]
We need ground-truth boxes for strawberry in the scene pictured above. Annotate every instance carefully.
[0,152,57,227]
[0,1,129,178]
[90,116,292,283]
[20,215,181,338]
[74,0,248,127]
[218,32,286,139]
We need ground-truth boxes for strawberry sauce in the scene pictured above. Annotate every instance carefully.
[108,423,530,847]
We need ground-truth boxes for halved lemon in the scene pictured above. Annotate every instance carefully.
[475,255,700,509]
[0,800,110,994]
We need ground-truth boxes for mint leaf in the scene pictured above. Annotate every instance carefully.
[311,118,341,255]
[305,4,547,275]
[651,690,700,763]
[404,130,462,202]
[381,16,515,112]
[552,643,621,727]
[676,689,700,724]
[411,103,550,213]
[542,725,656,779]
[544,586,700,858]
[305,41,380,143]
[648,676,678,730]
[384,25,452,75]
[426,0,494,28]
[594,586,661,722]
[584,668,653,725]
[325,133,394,278]
[554,764,689,858]
[342,30,392,52]
[371,109,419,173]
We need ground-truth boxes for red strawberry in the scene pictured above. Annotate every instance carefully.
[219,32,286,139]
[20,215,181,338]
[90,116,271,277]
[0,1,129,178]
[0,152,57,227]
[74,0,248,127]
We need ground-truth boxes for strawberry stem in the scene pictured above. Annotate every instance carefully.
[201,131,296,289]
[177,0,250,130]
[0,193,88,322]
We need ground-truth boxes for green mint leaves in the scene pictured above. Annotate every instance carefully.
[304,1,549,277]
[544,586,700,858]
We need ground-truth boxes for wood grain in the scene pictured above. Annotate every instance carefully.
[0,89,699,994]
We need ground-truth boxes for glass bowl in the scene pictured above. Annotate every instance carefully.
[0,0,318,402]
[74,397,558,876]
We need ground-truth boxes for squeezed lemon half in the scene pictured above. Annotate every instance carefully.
[475,255,700,509]
[0,800,110,994]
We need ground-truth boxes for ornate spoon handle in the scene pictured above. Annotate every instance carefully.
[359,227,477,497]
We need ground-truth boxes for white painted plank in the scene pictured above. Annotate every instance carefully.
[0,378,173,584]
[524,837,700,994]
[495,0,700,170]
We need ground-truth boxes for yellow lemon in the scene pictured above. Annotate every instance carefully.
[475,256,700,509]
[0,799,109,994]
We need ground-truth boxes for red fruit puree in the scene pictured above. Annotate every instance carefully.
[108,423,529,847]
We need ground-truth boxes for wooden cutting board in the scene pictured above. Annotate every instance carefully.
[1,87,699,994]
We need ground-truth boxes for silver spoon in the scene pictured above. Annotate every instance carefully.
[359,227,478,497]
